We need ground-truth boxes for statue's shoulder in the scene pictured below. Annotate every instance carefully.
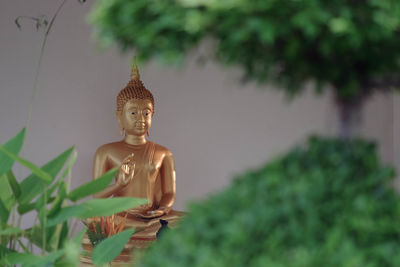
[95,141,123,156]
[151,142,173,157]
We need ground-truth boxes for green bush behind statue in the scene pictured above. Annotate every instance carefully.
[141,137,399,267]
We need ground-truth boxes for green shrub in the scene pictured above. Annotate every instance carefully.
[141,137,399,267]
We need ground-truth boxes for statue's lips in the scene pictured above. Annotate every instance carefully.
[135,124,146,128]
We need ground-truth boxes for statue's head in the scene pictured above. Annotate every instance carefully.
[116,65,154,137]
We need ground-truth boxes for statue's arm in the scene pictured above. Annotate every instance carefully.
[158,151,177,213]
[92,147,123,198]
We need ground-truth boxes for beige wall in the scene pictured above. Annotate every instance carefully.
[1,0,399,212]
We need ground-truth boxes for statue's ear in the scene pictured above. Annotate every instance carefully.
[116,110,124,136]
[116,110,123,128]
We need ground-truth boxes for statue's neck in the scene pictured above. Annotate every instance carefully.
[124,134,147,145]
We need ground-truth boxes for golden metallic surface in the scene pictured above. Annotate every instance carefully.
[93,97,177,219]
[81,64,184,266]
[89,64,183,249]
[116,64,154,112]
[80,211,184,266]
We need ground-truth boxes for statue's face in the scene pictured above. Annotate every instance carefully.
[117,99,153,136]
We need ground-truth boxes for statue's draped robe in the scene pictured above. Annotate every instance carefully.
[114,141,183,240]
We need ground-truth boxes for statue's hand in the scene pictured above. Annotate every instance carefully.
[138,209,165,219]
[117,153,135,186]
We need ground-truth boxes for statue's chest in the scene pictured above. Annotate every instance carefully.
[111,142,160,179]
[131,154,158,177]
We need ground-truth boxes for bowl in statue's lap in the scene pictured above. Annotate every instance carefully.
[123,209,185,240]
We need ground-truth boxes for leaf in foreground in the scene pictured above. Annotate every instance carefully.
[92,228,135,266]
[18,146,74,204]
[0,145,52,182]
[6,170,21,199]
[0,128,25,176]
[0,198,10,224]
[68,168,117,201]
[47,197,148,226]
[1,252,41,266]
[0,227,24,237]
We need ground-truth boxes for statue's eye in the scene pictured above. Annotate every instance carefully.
[131,112,136,115]
[145,112,150,116]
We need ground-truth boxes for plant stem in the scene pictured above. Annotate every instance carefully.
[12,215,22,251]
[27,215,38,252]
[11,207,15,226]
[16,214,22,229]
[16,0,69,255]
[41,182,47,256]
[25,0,69,132]
[17,239,29,253]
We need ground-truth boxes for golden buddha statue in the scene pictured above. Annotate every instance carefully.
[80,63,184,266]
[92,63,183,242]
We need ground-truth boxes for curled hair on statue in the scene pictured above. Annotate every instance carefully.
[116,63,154,113]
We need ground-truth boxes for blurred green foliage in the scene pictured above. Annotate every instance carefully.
[140,137,400,267]
[90,0,400,101]
[0,129,146,266]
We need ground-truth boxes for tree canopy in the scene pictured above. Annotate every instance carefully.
[90,0,400,101]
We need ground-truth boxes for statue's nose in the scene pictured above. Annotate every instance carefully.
[136,120,145,126]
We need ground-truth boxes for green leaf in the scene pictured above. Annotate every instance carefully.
[25,250,65,267]
[59,149,77,189]
[47,224,64,251]
[36,194,47,226]
[46,205,87,227]
[17,202,36,215]
[58,221,69,249]
[0,244,14,258]
[81,197,148,218]
[0,145,52,182]
[47,197,148,226]
[26,225,63,252]
[0,128,25,176]
[47,179,63,197]
[6,170,21,199]
[48,181,68,217]
[17,197,55,215]
[19,146,74,204]
[1,252,42,266]
[68,168,117,201]
[0,227,24,237]
[18,179,63,215]
[0,173,13,209]
[72,228,87,245]
[25,225,44,250]
[36,250,65,267]
[55,228,86,267]
[0,198,10,224]
[91,228,134,265]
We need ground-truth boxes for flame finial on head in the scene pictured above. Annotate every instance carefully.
[116,57,155,112]
[130,57,140,81]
